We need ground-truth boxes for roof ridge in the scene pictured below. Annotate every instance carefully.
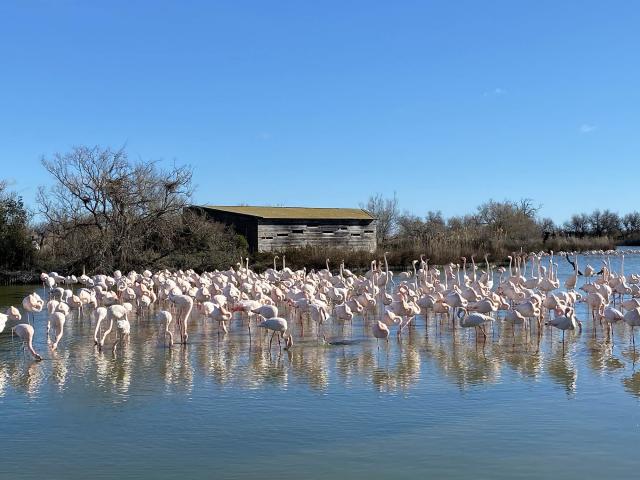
[194,205,375,220]
[204,205,367,210]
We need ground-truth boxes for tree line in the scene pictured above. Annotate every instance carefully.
[563,210,640,241]
[0,146,637,277]
[1,146,246,278]
[362,194,634,266]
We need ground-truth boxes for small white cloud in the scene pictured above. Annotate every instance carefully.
[579,124,597,134]
[483,87,506,97]
[257,132,272,140]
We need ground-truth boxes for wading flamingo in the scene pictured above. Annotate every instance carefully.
[623,308,640,345]
[47,311,66,351]
[22,293,44,324]
[169,293,194,344]
[5,306,21,323]
[97,304,131,350]
[372,320,390,348]
[547,306,581,344]
[156,310,174,347]
[457,309,493,340]
[13,323,42,361]
[258,317,292,350]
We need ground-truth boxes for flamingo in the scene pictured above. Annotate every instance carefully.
[457,309,493,340]
[47,311,66,351]
[169,293,194,344]
[93,307,108,346]
[251,304,278,320]
[22,292,44,324]
[257,317,292,350]
[97,304,131,350]
[156,310,174,347]
[623,308,640,345]
[12,323,42,361]
[600,305,624,342]
[504,308,526,328]
[112,318,131,352]
[5,306,21,323]
[372,320,390,348]
[547,305,581,344]
[209,304,233,334]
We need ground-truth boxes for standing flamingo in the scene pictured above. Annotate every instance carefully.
[112,318,131,352]
[22,293,44,324]
[623,307,640,346]
[12,323,42,361]
[258,317,292,350]
[47,311,66,351]
[156,310,174,347]
[97,304,131,350]
[457,309,493,340]
[372,320,390,348]
[5,306,21,323]
[169,293,194,344]
[93,307,108,346]
[547,305,582,344]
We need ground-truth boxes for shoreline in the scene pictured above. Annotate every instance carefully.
[4,245,639,285]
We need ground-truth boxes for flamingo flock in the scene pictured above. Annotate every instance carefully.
[1,250,640,363]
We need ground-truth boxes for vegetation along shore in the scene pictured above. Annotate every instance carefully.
[1,145,638,282]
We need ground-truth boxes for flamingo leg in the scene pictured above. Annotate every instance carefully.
[165,319,173,347]
[479,325,487,340]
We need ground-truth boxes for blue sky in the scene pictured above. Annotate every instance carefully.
[1,0,639,223]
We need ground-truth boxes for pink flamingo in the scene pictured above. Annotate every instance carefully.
[13,323,43,361]
[372,320,390,348]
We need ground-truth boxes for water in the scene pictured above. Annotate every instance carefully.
[1,252,640,479]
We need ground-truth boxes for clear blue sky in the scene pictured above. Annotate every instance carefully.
[1,0,639,223]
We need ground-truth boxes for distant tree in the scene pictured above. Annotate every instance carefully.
[564,213,590,237]
[587,209,603,236]
[539,217,556,242]
[424,210,446,235]
[622,212,640,237]
[446,215,466,231]
[361,193,399,246]
[0,181,34,269]
[473,199,541,244]
[397,212,427,243]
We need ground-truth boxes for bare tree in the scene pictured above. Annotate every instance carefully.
[37,146,195,272]
[599,209,621,237]
[622,212,640,237]
[361,193,399,246]
[563,213,589,237]
[473,199,541,244]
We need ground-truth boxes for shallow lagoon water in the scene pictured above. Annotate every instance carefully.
[2,253,640,479]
